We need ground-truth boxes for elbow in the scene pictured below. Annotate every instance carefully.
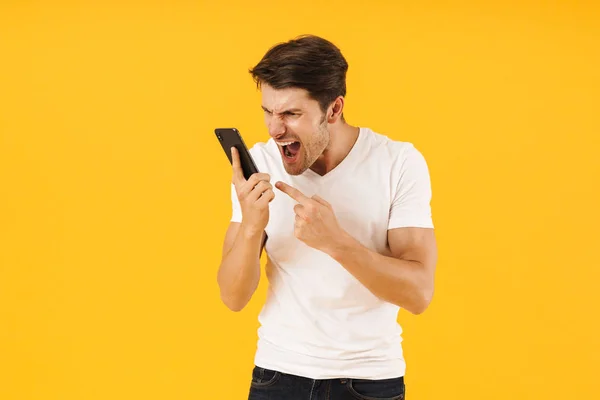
[406,286,434,315]
[224,302,246,312]
[220,291,250,312]
[217,273,248,312]
[217,277,258,312]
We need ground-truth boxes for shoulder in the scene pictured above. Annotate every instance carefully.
[361,127,429,171]
[359,128,432,201]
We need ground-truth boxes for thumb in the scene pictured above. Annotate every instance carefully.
[231,147,245,183]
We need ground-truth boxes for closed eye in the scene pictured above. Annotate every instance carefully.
[261,106,301,117]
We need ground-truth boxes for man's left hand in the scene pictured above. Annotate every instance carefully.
[275,181,346,252]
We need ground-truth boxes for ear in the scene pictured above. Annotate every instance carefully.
[327,96,345,124]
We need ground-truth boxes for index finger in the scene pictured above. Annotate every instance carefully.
[230,147,245,183]
[275,181,310,204]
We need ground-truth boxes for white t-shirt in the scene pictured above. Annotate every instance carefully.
[229,127,434,380]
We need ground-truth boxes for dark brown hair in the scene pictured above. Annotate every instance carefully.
[249,34,349,115]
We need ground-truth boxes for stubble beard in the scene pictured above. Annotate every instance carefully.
[285,117,329,176]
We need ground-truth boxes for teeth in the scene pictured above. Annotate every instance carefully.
[277,141,295,146]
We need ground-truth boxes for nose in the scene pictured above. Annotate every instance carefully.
[267,115,286,138]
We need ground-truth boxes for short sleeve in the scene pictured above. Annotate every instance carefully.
[388,144,434,229]
[230,183,242,223]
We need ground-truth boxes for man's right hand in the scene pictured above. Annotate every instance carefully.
[231,147,274,235]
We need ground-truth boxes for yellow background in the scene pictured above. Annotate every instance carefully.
[1,1,599,399]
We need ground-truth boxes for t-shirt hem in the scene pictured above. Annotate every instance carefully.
[254,342,406,380]
[388,219,434,230]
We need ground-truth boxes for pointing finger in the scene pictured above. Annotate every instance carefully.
[275,181,310,204]
[311,195,331,209]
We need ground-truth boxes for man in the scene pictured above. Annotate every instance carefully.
[217,34,437,400]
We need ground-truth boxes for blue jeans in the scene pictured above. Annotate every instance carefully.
[248,366,405,400]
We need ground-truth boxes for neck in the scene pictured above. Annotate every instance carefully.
[310,122,360,176]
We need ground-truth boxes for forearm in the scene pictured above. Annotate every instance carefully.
[326,234,434,314]
[217,224,264,311]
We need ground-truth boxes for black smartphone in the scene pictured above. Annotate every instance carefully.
[214,128,259,180]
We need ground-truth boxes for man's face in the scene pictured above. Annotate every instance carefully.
[260,84,329,175]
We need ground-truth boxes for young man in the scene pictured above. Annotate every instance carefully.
[217,35,438,400]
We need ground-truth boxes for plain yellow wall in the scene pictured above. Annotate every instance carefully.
[1,2,599,399]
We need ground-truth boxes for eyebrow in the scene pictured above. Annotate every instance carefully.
[262,106,302,114]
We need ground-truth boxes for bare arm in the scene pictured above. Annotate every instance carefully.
[326,227,437,314]
[216,147,273,312]
[217,222,266,312]
[274,181,437,315]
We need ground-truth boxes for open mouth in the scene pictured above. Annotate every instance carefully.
[277,140,301,162]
